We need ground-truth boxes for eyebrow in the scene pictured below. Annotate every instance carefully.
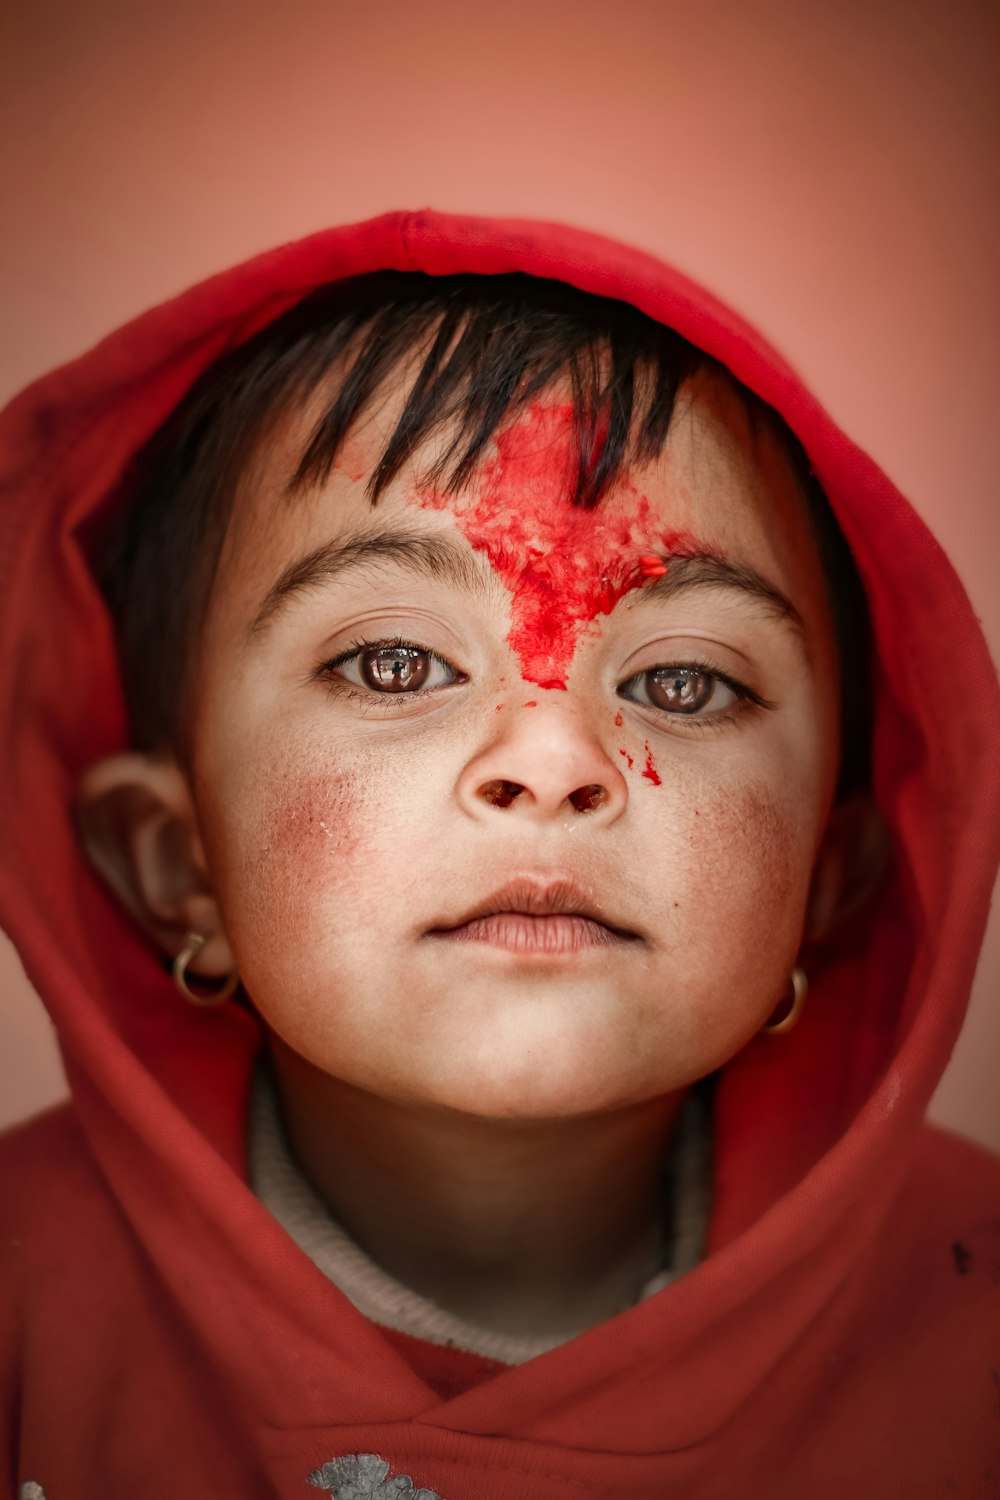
[245,526,806,642]
[246,527,494,635]
[629,553,806,638]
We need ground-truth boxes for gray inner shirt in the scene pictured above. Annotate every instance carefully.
[248,1055,713,1365]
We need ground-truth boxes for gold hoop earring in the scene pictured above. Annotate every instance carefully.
[760,965,808,1036]
[172,931,239,1008]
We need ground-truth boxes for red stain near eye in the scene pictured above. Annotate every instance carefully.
[641,741,662,786]
[618,748,634,769]
[418,403,721,688]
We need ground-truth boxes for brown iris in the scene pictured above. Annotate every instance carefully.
[360,645,430,692]
[645,667,715,714]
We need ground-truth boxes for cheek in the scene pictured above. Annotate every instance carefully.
[199,738,401,967]
[704,785,799,899]
[669,779,807,972]
[637,777,812,1062]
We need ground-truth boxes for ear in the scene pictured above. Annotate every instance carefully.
[802,791,893,952]
[74,752,235,979]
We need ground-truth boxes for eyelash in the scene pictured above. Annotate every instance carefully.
[316,636,462,709]
[618,654,769,734]
[316,637,770,730]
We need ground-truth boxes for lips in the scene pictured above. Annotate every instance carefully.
[426,876,642,951]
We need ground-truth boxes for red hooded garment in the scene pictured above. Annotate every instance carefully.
[1,210,999,1499]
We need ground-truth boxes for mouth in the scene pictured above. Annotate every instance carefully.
[425,877,643,955]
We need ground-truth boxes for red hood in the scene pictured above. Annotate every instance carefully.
[1,210,998,1473]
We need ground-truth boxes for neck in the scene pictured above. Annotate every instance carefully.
[265,1034,688,1338]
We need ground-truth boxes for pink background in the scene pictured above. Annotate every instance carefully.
[1,0,997,1148]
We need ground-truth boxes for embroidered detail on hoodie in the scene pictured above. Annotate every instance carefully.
[307,1452,441,1497]
[19,1484,47,1500]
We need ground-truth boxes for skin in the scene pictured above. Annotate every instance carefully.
[77,367,873,1337]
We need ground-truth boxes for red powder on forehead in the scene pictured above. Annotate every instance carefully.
[418,403,720,688]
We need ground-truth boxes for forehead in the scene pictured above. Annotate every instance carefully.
[215,365,829,650]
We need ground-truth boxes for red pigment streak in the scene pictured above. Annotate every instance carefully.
[523,701,538,707]
[641,741,662,786]
[418,402,721,688]
[331,430,377,485]
[618,748,634,769]
[613,711,623,727]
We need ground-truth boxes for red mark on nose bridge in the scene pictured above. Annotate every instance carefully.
[641,741,662,786]
[417,403,720,688]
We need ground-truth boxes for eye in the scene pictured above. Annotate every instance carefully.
[321,639,464,696]
[618,662,751,719]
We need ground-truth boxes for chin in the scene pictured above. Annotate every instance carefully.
[400,1024,677,1121]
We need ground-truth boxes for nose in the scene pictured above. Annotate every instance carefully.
[456,700,628,824]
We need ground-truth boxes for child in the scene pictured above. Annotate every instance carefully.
[1,211,997,1499]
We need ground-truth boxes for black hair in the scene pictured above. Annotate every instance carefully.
[99,270,872,799]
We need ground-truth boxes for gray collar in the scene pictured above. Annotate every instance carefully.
[247,1056,712,1364]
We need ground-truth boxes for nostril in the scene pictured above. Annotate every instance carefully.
[569,784,609,814]
[479,779,527,809]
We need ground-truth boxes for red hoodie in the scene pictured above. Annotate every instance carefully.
[1,210,998,1499]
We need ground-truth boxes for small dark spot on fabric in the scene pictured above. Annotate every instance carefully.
[951,1239,972,1275]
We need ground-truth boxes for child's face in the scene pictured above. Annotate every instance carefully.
[187,371,841,1117]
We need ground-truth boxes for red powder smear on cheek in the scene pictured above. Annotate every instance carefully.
[523,701,538,708]
[417,403,719,688]
[614,711,623,727]
[641,741,662,786]
[619,748,634,770]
